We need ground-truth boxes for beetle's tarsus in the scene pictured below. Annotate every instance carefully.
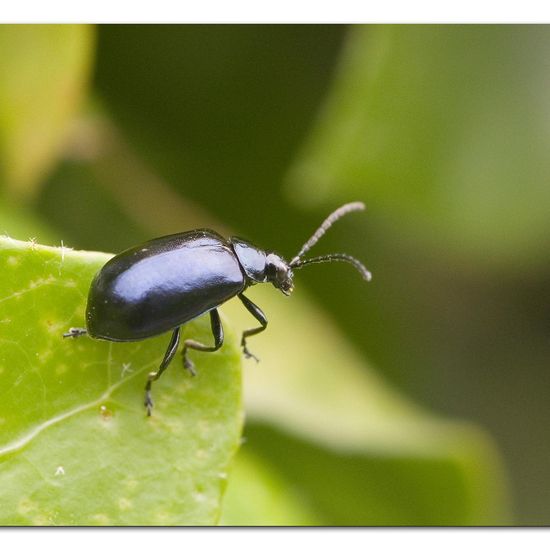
[144,393,153,416]
[244,349,260,363]
[63,327,87,339]
[241,341,260,363]
[238,294,267,364]
[183,356,197,376]
[180,308,223,378]
[144,372,156,416]
[142,328,181,416]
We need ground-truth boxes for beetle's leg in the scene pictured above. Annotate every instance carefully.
[144,327,181,416]
[182,309,224,376]
[238,293,267,363]
[63,327,87,338]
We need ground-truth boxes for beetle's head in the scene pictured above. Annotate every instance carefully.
[266,253,294,296]
[232,202,372,297]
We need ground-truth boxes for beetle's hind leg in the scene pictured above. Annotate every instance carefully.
[182,309,224,376]
[144,327,181,416]
[63,327,87,338]
[238,293,267,363]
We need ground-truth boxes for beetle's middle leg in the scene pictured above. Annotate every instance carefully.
[238,293,267,362]
[182,308,224,376]
[144,326,181,416]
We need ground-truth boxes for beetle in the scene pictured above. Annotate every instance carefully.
[64,202,371,415]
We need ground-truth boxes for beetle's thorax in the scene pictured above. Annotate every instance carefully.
[230,237,294,295]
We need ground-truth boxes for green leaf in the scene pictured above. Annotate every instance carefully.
[220,448,320,526]
[0,237,243,525]
[220,284,511,525]
[0,25,95,198]
[239,420,508,526]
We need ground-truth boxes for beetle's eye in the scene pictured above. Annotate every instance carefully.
[265,261,277,278]
[265,254,284,278]
[278,266,289,283]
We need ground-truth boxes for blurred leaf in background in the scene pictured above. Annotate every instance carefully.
[0,24,94,200]
[284,25,550,524]
[287,25,550,270]
[93,25,347,250]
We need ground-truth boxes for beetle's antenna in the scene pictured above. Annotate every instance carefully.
[292,253,372,282]
[289,202,366,267]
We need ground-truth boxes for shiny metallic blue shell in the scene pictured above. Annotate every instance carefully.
[86,230,246,341]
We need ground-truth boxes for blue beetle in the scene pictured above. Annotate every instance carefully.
[64,202,371,415]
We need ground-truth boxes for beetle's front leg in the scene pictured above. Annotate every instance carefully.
[182,308,224,376]
[144,327,181,416]
[238,293,267,362]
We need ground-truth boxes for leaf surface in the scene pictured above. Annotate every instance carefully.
[0,237,242,525]
[221,284,511,525]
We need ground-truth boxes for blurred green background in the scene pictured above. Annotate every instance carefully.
[1,24,550,525]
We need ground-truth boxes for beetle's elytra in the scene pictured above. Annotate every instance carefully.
[64,202,371,415]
